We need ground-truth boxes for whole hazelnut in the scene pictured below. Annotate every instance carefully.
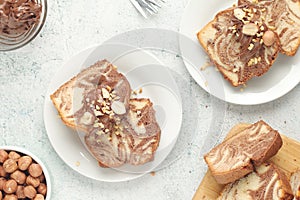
[3,179,17,194]
[3,159,18,173]
[33,194,45,200]
[0,150,8,163]
[28,163,43,178]
[0,177,7,190]
[263,30,276,46]
[10,170,26,184]
[37,183,47,196]
[38,174,45,183]
[0,165,7,177]
[3,194,18,200]
[24,185,37,199]
[18,156,32,171]
[8,152,20,161]
[26,175,40,188]
[16,185,26,199]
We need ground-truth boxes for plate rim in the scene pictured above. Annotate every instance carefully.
[179,0,300,105]
[43,45,183,182]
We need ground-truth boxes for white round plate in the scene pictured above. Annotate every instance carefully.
[180,0,300,105]
[44,44,182,182]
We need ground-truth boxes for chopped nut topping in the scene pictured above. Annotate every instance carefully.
[233,8,246,20]
[248,43,254,51]
[96,130,104,136]
[94,110,103,117]
[106,86,112,92]
[101,88,110,99]
[111,101,126,115]
[233,68,239,73]
[242,23,259,36]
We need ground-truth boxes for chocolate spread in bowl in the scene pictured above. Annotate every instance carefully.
[0,0,42,39]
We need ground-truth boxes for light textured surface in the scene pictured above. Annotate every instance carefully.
[0,0,299,200]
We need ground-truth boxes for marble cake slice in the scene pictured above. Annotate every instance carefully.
[238,0,300,56]
[204,120,282,184]
[85,98,161,167]
[197,5,280,86]
[217,163,294,200]
[50,59,131,133]
[290,170,300,200]
[51,60,161,167]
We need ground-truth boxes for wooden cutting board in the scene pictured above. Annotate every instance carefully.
[193,123,300,200]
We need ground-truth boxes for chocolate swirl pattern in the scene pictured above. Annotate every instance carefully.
[50,60,161,168]
[290,170,300,200]
[0,0,42,44]
[204,120,283,184]
[85,98,161,167]
[197,5,280,86]
[218,163,294,200]
[238,0,300,56]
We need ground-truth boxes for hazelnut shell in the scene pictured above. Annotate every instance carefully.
[0,150,8,163]
[28,163,43,178]
[3,159,18,173]
[3,179,17,194]
[24,185,37,199]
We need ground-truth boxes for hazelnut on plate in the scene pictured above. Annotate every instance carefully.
[263,30,276,46]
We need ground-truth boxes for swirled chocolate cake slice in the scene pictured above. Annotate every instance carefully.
[85,98,161,167]
[51,60,161,167]
[238,0,300,56]
[217,162,294,200]
[197,5,280,86]
[290,170,300,200]
[50,60,131,133]
[204,120,282,184]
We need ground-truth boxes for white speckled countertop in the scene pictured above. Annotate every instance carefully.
[0,0,299,199]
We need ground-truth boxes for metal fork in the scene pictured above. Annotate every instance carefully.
[130,0,165,18]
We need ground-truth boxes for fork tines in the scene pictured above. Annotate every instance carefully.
[130,0,165,18]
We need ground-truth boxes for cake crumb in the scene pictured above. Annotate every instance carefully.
[132,90,138,95]
[138,88,143,94]
[75,161,80,166]
[204,81,208,87]
[200,60,213,71]
[150,171,156,176]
